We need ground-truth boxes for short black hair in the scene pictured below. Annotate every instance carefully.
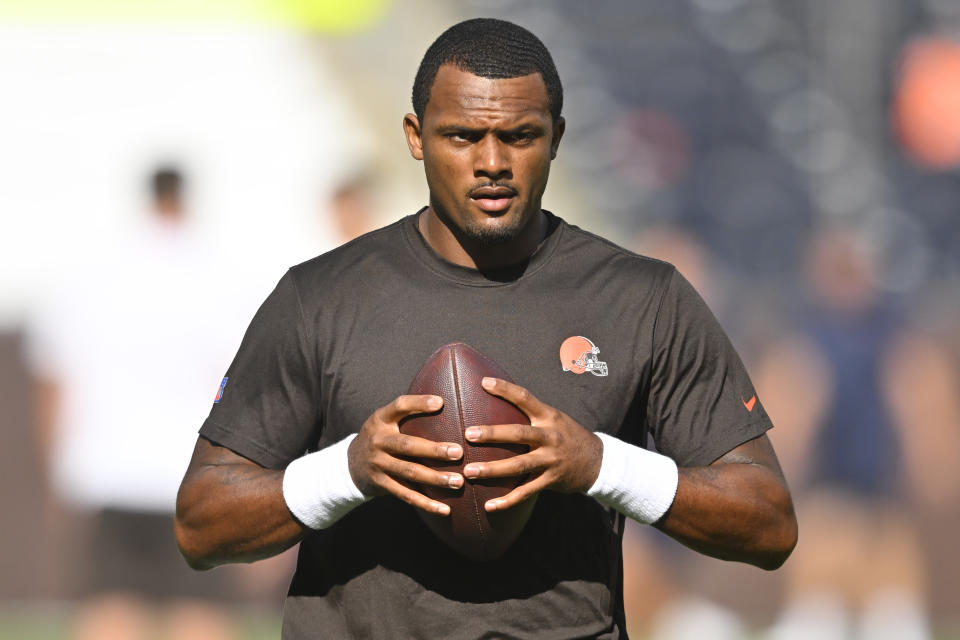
[412,18,563,123]
[151,166,183,202]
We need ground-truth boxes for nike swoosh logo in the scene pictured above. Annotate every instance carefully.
[742,395,757,412]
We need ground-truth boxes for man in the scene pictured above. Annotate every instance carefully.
[766,231,930,640]
[30,166,237,640]
[176,18,797,639]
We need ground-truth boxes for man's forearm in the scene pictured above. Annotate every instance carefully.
[174,439,308,570]
[654,437,798,570]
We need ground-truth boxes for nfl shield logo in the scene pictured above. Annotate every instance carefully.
[214,377,228,403]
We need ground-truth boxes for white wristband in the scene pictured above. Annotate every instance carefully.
[586,432,679,525]
[282,433,369,530]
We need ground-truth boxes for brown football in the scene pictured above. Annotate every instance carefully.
[400,342,537,562]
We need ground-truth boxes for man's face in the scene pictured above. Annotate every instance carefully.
[404,65,564,247]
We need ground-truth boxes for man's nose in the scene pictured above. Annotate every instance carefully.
[473,136,511,179]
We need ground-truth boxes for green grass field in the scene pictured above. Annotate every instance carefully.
[0,607,280,640]
[2,607,958,640]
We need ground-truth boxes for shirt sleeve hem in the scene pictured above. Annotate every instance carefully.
[672,419,773,468]
[199,420,292,470]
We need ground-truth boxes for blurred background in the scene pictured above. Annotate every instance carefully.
[2,0,959,638]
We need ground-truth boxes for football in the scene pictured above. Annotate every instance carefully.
[400,342,537,562]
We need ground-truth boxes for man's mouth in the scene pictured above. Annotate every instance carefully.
[469,185,516,213]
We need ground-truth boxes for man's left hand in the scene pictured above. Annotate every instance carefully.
[462,377,603,511]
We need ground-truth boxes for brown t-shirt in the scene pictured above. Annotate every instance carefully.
[200,211,772,639]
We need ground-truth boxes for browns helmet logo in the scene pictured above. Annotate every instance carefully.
[559,336,608,377]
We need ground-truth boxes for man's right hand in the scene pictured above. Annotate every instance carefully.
[347,394,464,515]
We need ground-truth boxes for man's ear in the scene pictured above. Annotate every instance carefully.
[403,113,424,160]
[550,116,565,160]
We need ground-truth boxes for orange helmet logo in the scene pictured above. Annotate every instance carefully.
[559,336,608,376]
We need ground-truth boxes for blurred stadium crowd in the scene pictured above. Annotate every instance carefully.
[1,0,959,638]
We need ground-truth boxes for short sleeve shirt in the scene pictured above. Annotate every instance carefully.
[200,212,772,639]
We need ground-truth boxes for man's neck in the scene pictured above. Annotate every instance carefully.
[417,208,548,270]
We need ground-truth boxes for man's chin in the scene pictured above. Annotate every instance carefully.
[431,202,532,248]
[463,218,525,247]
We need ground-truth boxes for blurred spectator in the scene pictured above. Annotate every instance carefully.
[765,229,931,640]
[24,166,242,640]
[327,170,379,243]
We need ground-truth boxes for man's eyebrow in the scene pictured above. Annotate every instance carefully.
[434,122,545,135]
[435,123,483,133]
[501,122,545,135]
